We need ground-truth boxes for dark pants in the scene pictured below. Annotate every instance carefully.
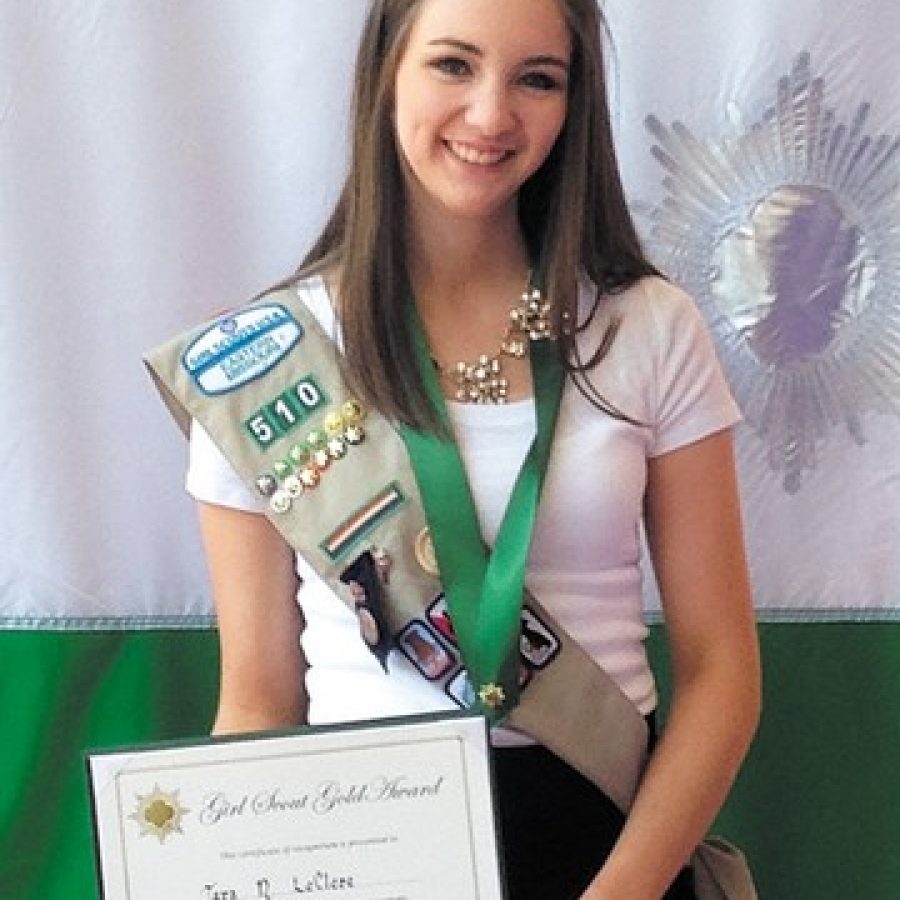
[492,741,696,900]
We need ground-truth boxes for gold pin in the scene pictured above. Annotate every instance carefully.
[323,411,345,435]
[341,400,365,424]
[414,527,439,575]
[478,683,506,710]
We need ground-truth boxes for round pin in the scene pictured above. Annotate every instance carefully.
[306,429,327,450]
[414,527,439,575]
[289,443,310,466]
[269,490,291,514]
[343,424,365,445]
[298,466,320,489]
[312,448,331,470]
[327,436,347,459]
[255,474,278,497]
[341,399,365,424]
[272,459,292,480]
[283,474,304,498]
[323,411,345,436]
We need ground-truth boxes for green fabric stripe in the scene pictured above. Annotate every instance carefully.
[649,622,900,900]
[0,630,219,900]
[1,624,898,899]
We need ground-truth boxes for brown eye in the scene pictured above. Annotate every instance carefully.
[432,56,470,77]
[521,70,563,92]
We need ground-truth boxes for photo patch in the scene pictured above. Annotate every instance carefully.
[519,607,559,669]
[426,593,457,645]
[397,621,455,681]
[445,670,475,709]
[182,304,302,395]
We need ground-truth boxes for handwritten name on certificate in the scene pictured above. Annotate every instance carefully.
[87,714,504,900]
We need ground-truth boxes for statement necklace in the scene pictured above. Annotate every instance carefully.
[434,285,553,404]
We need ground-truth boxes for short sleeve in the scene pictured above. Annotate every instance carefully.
[645,280,741,457]
[184,274,339,514]
[186,419,266,513]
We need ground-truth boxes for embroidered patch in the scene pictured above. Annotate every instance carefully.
[445,670,475,708]
[397,621,455,681]
[426,593,457,645]
[320,483,406,561]
[519,606,559,669]
[243,376,328,448]
[182,304,302,395]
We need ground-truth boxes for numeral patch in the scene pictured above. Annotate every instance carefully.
[243,376,327,448]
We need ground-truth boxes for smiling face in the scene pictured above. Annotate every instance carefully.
[392,0,571,233]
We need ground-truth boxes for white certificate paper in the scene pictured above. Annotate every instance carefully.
[87,713,504,900]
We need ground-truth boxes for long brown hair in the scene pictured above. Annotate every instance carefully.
[299,0,657,430]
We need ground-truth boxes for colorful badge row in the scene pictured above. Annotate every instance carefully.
[256,400,367,514]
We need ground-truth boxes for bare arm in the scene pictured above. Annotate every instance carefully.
[585,429,761,899]
[197,501,308,735]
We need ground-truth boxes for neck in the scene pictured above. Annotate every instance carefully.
[404,206,530,306]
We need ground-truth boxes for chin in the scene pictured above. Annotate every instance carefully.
[435,191,519,224]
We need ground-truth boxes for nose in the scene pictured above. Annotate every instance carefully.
[464,79,516,137]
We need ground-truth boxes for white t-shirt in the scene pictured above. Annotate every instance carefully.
[187,275,740,741]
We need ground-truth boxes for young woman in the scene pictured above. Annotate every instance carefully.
[184,1,761,897]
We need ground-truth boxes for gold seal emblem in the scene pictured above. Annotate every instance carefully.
[129,785,190,843]
[414,527,439,575]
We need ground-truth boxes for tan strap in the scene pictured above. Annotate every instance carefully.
[144,281,756,895]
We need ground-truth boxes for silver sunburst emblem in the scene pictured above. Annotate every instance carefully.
[643,52,900,492]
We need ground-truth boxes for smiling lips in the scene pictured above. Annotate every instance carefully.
[445,139,515,166]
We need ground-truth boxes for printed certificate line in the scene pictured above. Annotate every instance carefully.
[232,887,420,899]
[359,878,421,900]
[358,877,422,900]
[227,878,422,899]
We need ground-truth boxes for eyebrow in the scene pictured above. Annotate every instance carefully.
[427,38,570,71]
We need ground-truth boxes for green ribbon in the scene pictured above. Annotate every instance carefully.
[398,300,564,723]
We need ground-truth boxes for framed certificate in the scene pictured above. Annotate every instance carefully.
[87,713,505,899]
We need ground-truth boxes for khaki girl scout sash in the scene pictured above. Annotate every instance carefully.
[144,278,756,900]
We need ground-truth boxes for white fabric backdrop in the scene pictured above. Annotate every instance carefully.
[1,0,897,627]
[0,1,367,624]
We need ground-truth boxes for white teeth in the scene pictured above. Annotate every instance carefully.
[447,141,510,166]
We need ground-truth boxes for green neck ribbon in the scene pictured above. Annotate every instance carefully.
[398,300,564,723]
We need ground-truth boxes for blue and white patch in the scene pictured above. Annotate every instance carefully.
[182,305,302,395]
